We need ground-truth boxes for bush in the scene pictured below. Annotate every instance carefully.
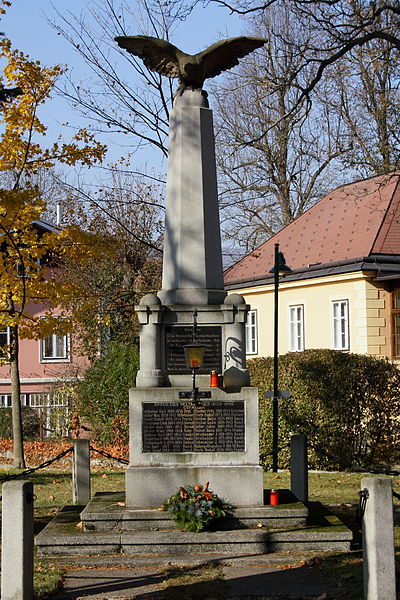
[75,342,139,445]
[248,349,400,470]
[0,406,41,441]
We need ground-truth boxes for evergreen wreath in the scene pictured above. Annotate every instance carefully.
[162,482,233,532]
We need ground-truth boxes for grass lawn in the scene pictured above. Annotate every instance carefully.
[265,470,400,600]
[264,470,400,505]
[0,467,398,598]
[2,467,395,512]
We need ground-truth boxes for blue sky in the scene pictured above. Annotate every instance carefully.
[1,1,244,172]
[2,1,243,60]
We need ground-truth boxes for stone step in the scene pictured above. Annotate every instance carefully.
[80,491,308,531]
[35,504,352,557]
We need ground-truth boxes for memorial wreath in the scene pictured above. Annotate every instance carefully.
[162,482,233,532]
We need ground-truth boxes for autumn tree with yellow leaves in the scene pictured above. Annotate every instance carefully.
[0,34,106,467]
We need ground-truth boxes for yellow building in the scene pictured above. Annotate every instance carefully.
[224,173,400,363]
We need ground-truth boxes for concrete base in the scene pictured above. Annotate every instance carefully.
[126,386,263,508]
[80,491,308,531]
[35,496,353,557]
[125,465,264,507]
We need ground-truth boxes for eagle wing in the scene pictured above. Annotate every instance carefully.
[199,36,266,80]
[115,35,180,78]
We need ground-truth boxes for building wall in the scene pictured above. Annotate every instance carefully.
[361,281,389,357]
[0,300,89,396]
[232,272,390,359]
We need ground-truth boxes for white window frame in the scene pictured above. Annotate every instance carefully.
[17,256,41,278]
[331,299,349,351]
[40,332,70,363]
[0,394,27,408]
[0,327,10,359]
[245,309,258,355]
[289,305,305,352]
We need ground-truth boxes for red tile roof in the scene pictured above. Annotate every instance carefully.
[224,172,400,284]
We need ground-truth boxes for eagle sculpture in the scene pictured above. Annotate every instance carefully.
[115,35,266,90]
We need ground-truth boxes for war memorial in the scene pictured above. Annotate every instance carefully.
[116,36,268,508]
[34,35,353,560]
[3,31,398,600]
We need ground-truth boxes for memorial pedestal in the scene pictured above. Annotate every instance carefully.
[127,91,261,510]
[135,296,250,390]
[125,386,264,507]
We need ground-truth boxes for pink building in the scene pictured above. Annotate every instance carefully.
[0,219,89,435]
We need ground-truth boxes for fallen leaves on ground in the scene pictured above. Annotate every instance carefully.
[0,439,129,467]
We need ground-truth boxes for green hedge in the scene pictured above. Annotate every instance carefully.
[75,342,139,445]
[248,349,400,470]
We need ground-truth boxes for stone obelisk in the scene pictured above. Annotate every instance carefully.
[135,88,250,391]
[158,90,225,306]
[124,87,263,507]
[116,35,266,508]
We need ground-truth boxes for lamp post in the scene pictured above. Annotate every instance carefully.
[179,310,211,401]
[268,243,292,472]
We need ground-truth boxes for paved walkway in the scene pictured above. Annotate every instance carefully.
[48,554,345,599]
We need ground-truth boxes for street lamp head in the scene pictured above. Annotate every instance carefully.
[269,250,293,277]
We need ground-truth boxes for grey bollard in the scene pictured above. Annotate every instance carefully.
[290,434,308,502]
[361,477,396,600]
[72,438,91,505]
[1,480,34,600]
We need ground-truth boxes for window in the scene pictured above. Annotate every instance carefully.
[289,305,304,352]
[0,327,10,358]
[245,310,258,355]
[40,332,70,362]
[17,256,41,278]
[0,394,27,408]
[392,290,400,358]
[332,300,349,350]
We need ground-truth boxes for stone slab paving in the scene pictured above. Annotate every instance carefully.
[47,556,344,600]
[222,564,342,598]
[48,566,164,599]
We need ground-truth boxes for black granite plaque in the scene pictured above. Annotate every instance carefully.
[165,325,222,374]
[142,400,245,453]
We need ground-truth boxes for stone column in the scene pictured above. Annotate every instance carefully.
[135,294,165,388]
[290,434,308,502]
[362,477,396,600]
[72,439,91,505]
[1,480,34,600]
[158,89,226,306]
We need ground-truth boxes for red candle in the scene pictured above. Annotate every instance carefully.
[210,371,219,387]
[270,489,279,505]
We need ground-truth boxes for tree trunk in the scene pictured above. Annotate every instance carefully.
[9,324,25,468]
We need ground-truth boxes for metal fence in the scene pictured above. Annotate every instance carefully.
[0,393,69,438]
